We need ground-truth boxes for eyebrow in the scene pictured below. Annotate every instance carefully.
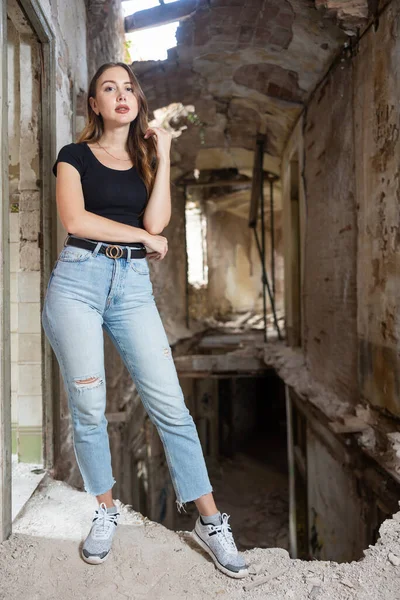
[101,80,132,86]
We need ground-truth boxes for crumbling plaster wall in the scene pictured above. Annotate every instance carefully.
[292,0,400,417]
[206,208,284,319]
[52,0,89,255]
[302,58,358,405]
[306,424,368,562]
[281,116,306,347]
[278,1,400,560]
[353,3,400,418]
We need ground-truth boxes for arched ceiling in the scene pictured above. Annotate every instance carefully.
[121,0,371,215]
[128,1,365,173]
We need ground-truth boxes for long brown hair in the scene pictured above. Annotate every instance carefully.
[77,62,158,214]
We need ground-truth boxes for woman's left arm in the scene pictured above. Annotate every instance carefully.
[142,126,172,235]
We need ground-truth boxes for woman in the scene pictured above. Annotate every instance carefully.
[42,61,248,578]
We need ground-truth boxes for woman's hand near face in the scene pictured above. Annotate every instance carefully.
[144,126,172,162]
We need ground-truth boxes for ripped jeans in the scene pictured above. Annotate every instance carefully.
[41,236,213,512]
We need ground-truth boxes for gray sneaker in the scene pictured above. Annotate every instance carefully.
[81,502,120,564]
[191,512,249,578]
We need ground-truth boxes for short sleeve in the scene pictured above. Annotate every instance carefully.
[52,143,85,177]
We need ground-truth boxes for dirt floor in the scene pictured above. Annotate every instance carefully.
[2,474,400,599]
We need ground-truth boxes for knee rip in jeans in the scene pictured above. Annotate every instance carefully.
[73,375,104,390]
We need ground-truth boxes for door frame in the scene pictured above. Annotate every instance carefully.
[0,0,57,542]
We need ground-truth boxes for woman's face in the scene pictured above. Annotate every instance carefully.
[89,66,139,125]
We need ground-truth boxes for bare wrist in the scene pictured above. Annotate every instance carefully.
[139,229,152,245]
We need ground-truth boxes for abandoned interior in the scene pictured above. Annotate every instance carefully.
[1,0,400,598]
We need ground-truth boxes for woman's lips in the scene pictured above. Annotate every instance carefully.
[116,107,129,113]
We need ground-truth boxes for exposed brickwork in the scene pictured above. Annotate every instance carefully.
[127,0,295,51]
[225,103,261,150]
[233,63,306,103]
[188,0,294,51]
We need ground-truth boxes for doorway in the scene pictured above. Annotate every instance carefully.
[0,0,57,540]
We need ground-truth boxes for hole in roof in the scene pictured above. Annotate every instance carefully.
[122,0,180,61]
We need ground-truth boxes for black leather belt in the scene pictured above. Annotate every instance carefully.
[65,235,147,259]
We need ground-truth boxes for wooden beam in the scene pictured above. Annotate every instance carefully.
[174,353,270,376]
[178,171,278,189]
[125,0,197,33]
[198,333,265,350]
[187,178,252,190]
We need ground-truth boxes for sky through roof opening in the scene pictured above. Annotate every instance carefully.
[122,0,180,61]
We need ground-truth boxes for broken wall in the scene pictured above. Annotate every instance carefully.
[297,1,400,417]
[353,4,400,417]
[303,57,358,405]
[281,0,400,562]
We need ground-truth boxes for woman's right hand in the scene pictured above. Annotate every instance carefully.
[143,233,168,260]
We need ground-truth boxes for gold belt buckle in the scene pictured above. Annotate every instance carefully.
[105,244,123,259]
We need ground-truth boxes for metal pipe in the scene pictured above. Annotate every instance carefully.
[253,228,282,340]
[270,176,275,297]
[259,141,267,342]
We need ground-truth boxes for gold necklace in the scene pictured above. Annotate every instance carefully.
[96,140,132,161]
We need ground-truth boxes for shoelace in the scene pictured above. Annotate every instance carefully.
[211,513,237,552]
[91,502,119,540]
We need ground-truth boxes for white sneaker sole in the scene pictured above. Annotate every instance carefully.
[81,548,110,565]
[191,528,249,579]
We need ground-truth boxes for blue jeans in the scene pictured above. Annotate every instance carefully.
[41,235,213,512]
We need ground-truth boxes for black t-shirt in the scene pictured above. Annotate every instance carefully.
[52,142,147,246]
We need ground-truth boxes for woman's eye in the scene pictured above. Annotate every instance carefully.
[105,86,134,92]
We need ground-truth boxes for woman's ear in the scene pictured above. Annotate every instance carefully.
[89,96,99,115]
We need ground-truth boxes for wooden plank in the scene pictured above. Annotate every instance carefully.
[198,332,264,350]
[125,0,197,33]
[177,372,270,379]
[174,353,267,375]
